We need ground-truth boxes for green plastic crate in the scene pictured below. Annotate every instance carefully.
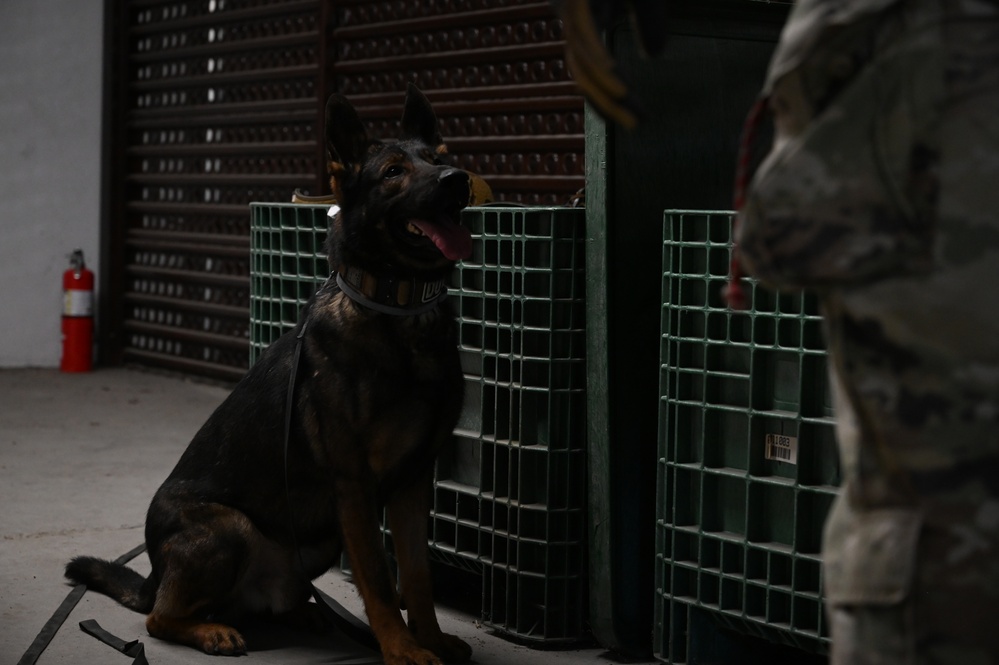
[249,203,589,644]
[655,210,839,662]
[249,204,330,364]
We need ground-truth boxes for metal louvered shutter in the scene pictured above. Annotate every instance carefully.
[331,1,584,205]
[103,0,583,382]
[104,0,329,382]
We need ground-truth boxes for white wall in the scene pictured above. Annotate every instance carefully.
[0,0,104,367]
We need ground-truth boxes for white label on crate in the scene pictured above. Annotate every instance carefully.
[765,433,798,464]
[328,204,341,218]
[63,290,93,317]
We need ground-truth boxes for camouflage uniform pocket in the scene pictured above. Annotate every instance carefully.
[823,493,922,665]
[823,494,922,606]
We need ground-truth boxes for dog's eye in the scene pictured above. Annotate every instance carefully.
[383,165,405,179]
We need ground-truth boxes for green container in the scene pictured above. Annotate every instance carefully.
[249,203,589,644]
[249,203,330,364]
[655,210,839,662]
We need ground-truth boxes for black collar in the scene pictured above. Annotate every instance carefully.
[335,264,449,316]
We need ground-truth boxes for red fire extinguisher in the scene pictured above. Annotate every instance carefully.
[61,249,94,372]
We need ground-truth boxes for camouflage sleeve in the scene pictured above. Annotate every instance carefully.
[735,0,941,291]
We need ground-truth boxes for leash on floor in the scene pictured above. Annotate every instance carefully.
[19,535,375,665]
[20,521,375,664]
[78,618,149,664]
[17,542,146,665]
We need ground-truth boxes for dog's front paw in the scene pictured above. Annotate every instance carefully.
[147,614,247,656]
[191,623,247,656]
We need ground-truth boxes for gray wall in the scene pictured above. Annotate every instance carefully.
[0,0,104,367]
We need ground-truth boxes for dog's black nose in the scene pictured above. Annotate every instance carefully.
[438,168,468,186]
[438,168,470,205]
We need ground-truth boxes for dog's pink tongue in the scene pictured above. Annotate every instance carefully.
[411,218,473,261]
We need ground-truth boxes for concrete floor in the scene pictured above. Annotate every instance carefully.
[2,367,638,665]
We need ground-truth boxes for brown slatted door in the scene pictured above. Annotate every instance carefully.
[105,0,583,381]
[108,0,328,382]
[331,1,585,205]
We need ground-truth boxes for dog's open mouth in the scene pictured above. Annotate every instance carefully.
[404,214,473,261]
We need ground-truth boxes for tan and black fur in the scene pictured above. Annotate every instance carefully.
[66,85,473,665]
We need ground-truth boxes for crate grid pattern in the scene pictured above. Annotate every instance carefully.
[249,204,588,643]
[442,207,587,642]
[655,210,840,662]
[249,203,329,364]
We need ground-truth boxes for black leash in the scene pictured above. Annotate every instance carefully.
[283,310,381,653]
[79,619,149,664]
[17,542,146,665]
[16,586,86,665]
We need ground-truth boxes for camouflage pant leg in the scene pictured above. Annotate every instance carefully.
[830,603,915,665]
[908,504,999,665]
[828,505,999,665]
[831,602,999,665]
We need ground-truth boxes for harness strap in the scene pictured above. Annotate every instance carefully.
[283,314,380,653]
[310,584,380,651]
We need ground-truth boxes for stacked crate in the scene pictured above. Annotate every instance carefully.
[656,210,839,662]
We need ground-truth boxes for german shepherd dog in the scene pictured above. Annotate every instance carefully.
[66,85,474,665]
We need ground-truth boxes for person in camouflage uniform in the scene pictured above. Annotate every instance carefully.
[735,0,999,662]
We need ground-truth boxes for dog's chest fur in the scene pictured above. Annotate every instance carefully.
[303,285,463,485]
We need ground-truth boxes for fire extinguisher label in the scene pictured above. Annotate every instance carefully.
[64,290,93,317]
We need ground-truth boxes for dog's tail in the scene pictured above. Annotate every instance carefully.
[65,556,155,614]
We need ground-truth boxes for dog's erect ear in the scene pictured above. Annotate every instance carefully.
[325,94,369,170]
[400,83,444,150]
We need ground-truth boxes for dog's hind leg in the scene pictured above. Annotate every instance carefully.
[387,472,472,664]
[145,563,248,655]
[143,503,260,656]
